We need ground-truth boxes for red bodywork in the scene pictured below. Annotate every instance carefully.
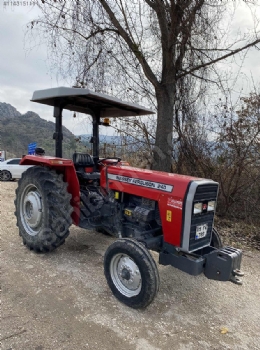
[20,156,201,247]
[20,156,81,225]
[101,166,201,247]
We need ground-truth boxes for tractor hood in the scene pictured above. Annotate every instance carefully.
[101,165,206,200]
[31,87,155,118]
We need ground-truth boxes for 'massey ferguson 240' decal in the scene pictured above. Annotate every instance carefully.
[108,173,173,193]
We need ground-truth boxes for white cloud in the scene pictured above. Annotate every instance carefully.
[0,1,259,138]
[0,3,115,135]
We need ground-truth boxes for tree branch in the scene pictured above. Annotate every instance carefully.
[37,19,119,42]
[99,0,160,88]
[175,0,205,71]
[178,38,260,78]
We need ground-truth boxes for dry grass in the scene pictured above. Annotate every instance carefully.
[214,216,260,250]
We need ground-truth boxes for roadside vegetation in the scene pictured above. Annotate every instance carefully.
[21,1,260,247]
[100,93,260,248]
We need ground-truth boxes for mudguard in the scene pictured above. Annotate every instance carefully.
[20,155,80,225]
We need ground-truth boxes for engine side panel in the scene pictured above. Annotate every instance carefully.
[158,193,186,247]
[101,166,198,247]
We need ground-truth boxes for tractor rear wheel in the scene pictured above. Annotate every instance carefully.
[104,238,159,309]
[14,166,73,252]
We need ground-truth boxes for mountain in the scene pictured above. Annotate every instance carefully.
[0,103,21,118]
[0,102,79,159]
[79,134,122,145]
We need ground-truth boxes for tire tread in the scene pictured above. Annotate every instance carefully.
[14,166,73,253]
[104,238,159,309]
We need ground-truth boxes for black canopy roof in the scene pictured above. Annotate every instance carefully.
[31,87,154,118]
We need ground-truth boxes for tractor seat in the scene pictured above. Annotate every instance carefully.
[72,152,100,180]
[73,152,94,167]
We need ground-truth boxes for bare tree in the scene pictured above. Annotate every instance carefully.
[213,92,260,220]
[29,0,260,171]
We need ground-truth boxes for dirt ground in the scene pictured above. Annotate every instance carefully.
[1,181,260,350]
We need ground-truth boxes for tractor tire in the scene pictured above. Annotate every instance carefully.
[14,166,73,253]
[211,228,223,249]
[0,170,12,181]
[104,238,159,309]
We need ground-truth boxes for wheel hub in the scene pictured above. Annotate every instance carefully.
[1,170,10,181]
[110,254,142,297]
[121,268,131,281]
[20,186,43,236]
[24,191,42,227]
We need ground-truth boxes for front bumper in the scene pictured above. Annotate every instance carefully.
[159,244,244,284]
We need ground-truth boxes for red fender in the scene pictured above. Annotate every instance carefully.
[20,155,80,225]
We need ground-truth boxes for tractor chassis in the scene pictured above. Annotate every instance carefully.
[15,87,244,309]
[159,242,243,284]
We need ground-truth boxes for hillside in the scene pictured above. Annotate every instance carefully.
[0,102,79,159]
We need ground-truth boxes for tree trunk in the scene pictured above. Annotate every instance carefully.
[151,87,175,173]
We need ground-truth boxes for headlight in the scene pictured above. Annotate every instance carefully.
[207,201,216,211]
[193,202,202,214]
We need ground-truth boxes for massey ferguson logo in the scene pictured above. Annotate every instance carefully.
[202,203,208,211]
[108,174,173,193]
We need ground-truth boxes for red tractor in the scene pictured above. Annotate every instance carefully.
[15,87,243,308]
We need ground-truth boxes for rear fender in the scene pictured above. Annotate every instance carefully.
[20,155,80,225]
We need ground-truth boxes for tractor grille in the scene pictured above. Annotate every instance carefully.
[193,184,219,202]
[189,183,218,252]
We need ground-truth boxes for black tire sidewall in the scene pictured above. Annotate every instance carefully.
[2,170,11,181]
[104,239,159,308]
[15,166,72,251]
[211,228,223,249]
[16,169,51,245]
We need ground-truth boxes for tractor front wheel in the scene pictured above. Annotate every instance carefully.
[14,166,73,252]
[104,238,159,308]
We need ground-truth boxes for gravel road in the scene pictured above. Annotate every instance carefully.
[1,182,260,350]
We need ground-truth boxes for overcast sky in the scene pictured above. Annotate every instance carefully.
[0,2,92,135]
[0,1,259,136]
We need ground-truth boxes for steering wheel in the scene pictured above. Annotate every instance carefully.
[98,157,121,165]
